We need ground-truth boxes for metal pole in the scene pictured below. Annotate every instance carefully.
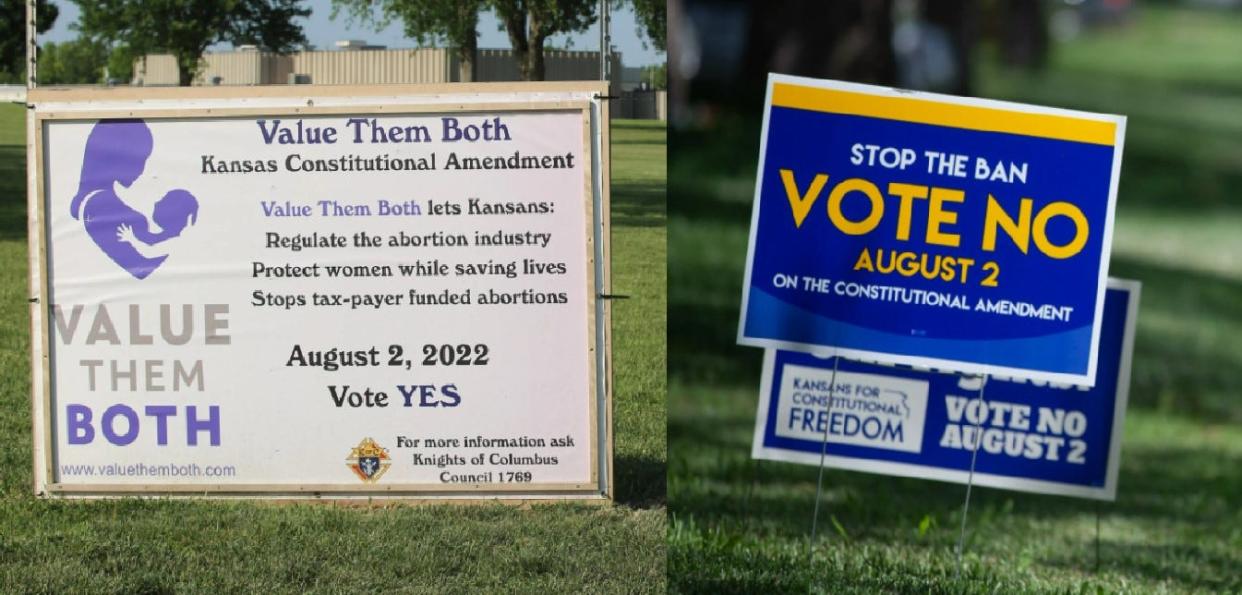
[604,1,611,83]
[26,0,37,88]
[955,374,988,581]
[599,0,606,81]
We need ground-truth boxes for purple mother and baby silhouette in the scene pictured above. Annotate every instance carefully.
[69,119,199,279]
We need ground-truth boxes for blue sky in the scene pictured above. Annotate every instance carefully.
[42,1,665,68]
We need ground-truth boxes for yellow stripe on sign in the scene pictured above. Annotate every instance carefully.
[771,83,1117,146]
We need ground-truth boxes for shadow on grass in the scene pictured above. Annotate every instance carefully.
[668,118,761,228]
[615,453,666,509]
[668,178,754,230]
[0,144,26,241]
[1110,255,1242,422]
[613,137,666,147]
[612,180,666,229]
[667,301,758,388]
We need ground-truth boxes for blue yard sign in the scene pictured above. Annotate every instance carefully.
[738,74,1127,385]
[751,279,1139,500]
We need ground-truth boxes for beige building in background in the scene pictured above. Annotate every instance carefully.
[134,47,619,87]
[132,46,664,119]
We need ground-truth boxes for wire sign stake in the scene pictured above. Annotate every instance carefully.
[808,354,842,555]
[955,373,989,580]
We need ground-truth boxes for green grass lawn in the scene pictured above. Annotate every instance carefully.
[0,109,666,592]
[668,6,1242,593]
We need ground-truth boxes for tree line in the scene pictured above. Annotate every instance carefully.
[2,0,665,86]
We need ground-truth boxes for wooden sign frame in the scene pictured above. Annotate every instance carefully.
[27,82,613,501]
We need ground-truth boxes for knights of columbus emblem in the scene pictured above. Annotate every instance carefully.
[346,437,391,483]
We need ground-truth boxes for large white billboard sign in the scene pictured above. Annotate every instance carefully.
[28,83,612,500]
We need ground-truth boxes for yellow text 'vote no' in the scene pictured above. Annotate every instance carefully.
[779,169,1089,260]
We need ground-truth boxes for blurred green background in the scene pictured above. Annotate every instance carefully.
[668,2,1242,592]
